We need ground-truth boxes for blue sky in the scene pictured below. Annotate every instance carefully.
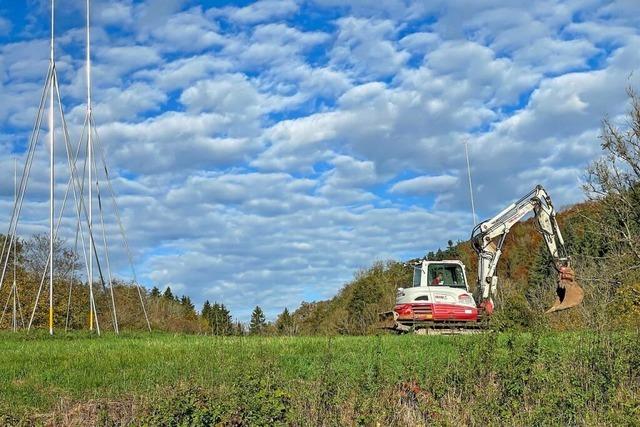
[1,0,639,321]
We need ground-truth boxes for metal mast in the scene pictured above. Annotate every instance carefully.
[48,0,55,335]
[12,159,17,332]
[1,0,150,334]
[86,0,97,332]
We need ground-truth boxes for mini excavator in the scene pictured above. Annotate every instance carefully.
[381,185,584,333]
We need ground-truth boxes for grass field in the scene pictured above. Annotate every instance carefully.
[0,331,639,425]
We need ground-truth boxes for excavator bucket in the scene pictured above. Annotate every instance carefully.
[546,266,584,313]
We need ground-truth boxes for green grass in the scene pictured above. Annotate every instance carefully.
[0,331,639,425]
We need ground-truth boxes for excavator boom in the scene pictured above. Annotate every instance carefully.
[471,185,584,314]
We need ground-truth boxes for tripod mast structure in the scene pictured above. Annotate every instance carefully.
[0,0,151,335]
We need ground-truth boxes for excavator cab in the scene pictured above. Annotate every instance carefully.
[379,260,480,332]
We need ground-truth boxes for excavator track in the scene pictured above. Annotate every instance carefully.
[379,310,490,335]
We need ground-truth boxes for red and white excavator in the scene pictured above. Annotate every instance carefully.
[381,185,584,333]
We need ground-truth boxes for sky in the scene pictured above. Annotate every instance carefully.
[0,0,639,321]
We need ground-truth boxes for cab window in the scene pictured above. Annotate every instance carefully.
[412,266,421,287]
[427,263,466,288]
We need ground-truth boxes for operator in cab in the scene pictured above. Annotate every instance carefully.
[431,272,443,285]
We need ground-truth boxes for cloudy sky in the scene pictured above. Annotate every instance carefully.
[0,0,639,321]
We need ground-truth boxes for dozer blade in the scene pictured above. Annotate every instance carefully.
[378,311,411,332]
[546,266,584,313]
[378,311,397,329]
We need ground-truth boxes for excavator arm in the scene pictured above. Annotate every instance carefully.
[470,185,584,314]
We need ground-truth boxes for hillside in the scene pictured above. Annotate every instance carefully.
[291,200,640,334]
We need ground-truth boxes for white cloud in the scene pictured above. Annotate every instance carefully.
[95,1,133,27]
[390,175,458,195]
[317,155,379,203]
[512,37,599,74]
[399,32,439,54]
[134,54,233,91]
[421,40,539,106]
[230,23,329,69]
[132,0,189,38]
[259,60,352,102]
[91,82,167,121]
[330,17,409,79]
[180,73,262,115]
[312,0,428,20]
[323,155,378,188]
[565,21,636,45]
[1,39,49,83]
[98,45,162,75]
[221,0,300,25]
[150,7,225,53]
[98,112,262,174]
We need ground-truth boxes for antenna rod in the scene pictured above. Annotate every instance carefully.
[464,138,477,226]
[48,0,55,336]
[13,158,17,332]
[86,0,96,332]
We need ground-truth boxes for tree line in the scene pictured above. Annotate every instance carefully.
[0,233,300,335]
[199,302,296,336]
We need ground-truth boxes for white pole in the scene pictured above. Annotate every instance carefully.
[464,138,477,226]
[87,0,95,332]
[13,158,17,332]
[12,281,16,332]
[48,0,55,336]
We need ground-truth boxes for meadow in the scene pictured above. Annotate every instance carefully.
[0,331,638,425]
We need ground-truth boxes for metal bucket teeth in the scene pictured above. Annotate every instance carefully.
[546,266,584,313]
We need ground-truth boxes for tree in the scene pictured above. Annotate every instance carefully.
[232,320,246,336]
[202,300,211,320]
[249,306,266,335]
[0,235,24,275]
[201,301,232,335]
[581,87,640,327]
[346,263,386,334]
[425,240,460,261]
[180,295,196,316]
[209,302,232,335]
[0,231,217,333]
[585,87,640,265]
[275,307,295,335]
[23,233,78,281]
